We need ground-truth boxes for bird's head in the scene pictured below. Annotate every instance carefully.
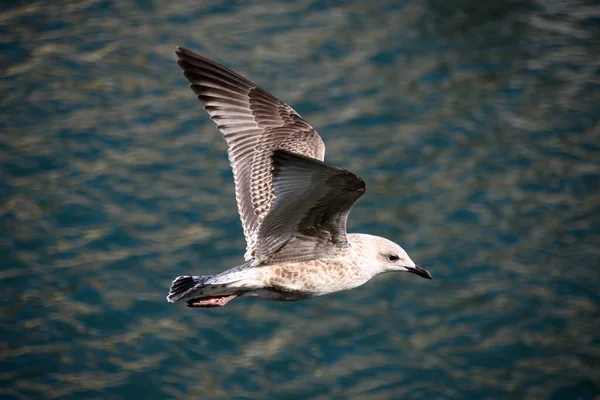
[355,234,432,280]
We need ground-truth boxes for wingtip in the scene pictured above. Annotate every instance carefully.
[174,46,197,60]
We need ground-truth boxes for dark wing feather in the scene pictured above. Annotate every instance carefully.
[176,47,326,261]
[255,150,366,264]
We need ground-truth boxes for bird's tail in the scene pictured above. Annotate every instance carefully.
[166,275,206,303]
[166,263,255,303]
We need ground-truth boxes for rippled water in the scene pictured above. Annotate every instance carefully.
[2,0,599,398]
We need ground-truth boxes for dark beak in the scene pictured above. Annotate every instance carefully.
[406,265,432,280]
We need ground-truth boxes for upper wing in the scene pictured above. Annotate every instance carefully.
[176,47,325,261]
[255,150,366,264]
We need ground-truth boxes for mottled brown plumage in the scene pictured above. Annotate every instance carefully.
[176,47,325,260]
[167,48,431,308]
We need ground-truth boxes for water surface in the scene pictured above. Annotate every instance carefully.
[1,0,599,398]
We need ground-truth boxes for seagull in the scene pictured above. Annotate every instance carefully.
[167,47,432,308]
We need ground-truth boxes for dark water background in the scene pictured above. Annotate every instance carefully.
[2,0,600,399]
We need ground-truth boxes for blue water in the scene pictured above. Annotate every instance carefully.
[1,0,599,399]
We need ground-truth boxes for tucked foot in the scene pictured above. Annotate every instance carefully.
[186,293,240,308]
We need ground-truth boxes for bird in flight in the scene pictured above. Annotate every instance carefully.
[167,47,432,308]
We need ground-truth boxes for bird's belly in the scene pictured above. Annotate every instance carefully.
[241,288,314,301]
[252,260,369,300]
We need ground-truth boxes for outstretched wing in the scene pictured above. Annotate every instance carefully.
[255,150,366,264]
[176,47,325,260]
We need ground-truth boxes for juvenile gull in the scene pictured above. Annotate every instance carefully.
[167,47,432,308]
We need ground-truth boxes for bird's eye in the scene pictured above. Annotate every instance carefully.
[388,255,399,262]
